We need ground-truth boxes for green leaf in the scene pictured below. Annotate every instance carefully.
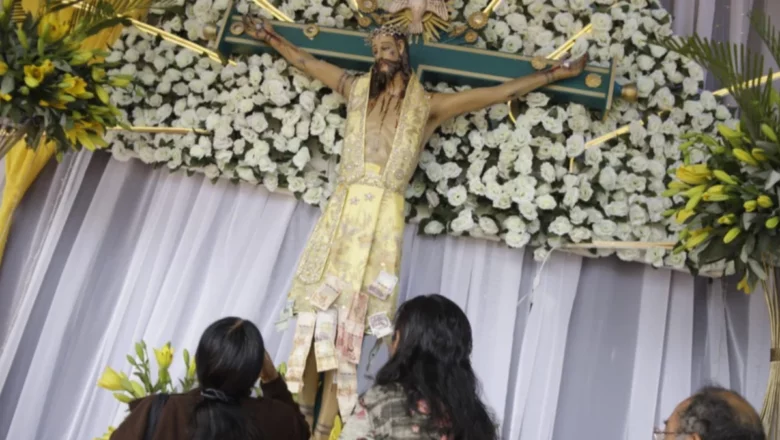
[125,355,138,367]
[134,342,144,360]
[741,235,756,263]
[748,258,767,281]
[112,392,134,404]
[765,170,780,191]
[698,239,733,266]
[743,212,758,230]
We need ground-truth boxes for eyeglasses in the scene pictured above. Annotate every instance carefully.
[652,429,694,439]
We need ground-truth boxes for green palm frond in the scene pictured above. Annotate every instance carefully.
[750,10,780,74]
[657,33,779,139]
[42,0,178,38]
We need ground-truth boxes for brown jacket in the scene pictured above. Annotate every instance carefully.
[111,377,309,440]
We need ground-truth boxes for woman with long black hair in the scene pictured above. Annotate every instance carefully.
[339,294,498,440]
[111,317,309,440]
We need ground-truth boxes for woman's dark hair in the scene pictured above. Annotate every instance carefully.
[375,294,497,440]
[191,317,265,440]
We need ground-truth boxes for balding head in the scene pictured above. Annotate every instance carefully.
[663,386,765,440]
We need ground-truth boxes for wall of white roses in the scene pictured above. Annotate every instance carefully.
[107,0,737,271]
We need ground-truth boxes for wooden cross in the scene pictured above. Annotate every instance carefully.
[215,6,635,114]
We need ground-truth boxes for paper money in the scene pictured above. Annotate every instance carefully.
[368,311,393,338]
[310,276,341,311]
[338,291,369,364]
[314,310,338,372]
[336,361,358,416]
[286,312,316,386]
[315,340,338,371]
[275,298,295,332]
[367,270,398,301]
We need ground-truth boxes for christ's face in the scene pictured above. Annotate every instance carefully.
[371,35,403,73]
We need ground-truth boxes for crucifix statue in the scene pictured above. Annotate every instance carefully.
[239,13,588,438]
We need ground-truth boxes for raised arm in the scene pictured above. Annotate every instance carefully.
[428,56,588,127]
[243,16,355,97]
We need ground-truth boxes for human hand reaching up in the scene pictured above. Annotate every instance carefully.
[260,351,280,383]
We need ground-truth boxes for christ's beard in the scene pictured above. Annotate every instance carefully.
[370,59,403,96]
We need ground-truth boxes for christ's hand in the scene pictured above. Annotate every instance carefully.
[243,15,274,41]
[550,54,589,81]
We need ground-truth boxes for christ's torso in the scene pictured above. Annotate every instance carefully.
[364,93,402,168]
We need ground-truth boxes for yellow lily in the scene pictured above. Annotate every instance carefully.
[669,181,690,190]
[70,49,93,65]
[717,214,736,225]
[703,193,731,202]
[92,67,107,82]
[751,148,768,161]
[757,195,774,208]
[744,200,757,212]
[187,358,197,379]
[40,59,55,75]
[685,229,711,250]
[38,13,68,42]
[737,273,752,294]
[723,227,741,244]
[686,192,704,210]
[130,380,146,398]
[713,170,738,185]
[0,59,7,75]
[684,184,708,198]
[733,148,759,167]
[109,75,133,87]
[39,99,67,110]
[65,121,108,151]
[0,92,10,101]
[23,64,44,88]
[761,123,779,143]
[675,164,712,185]
[676,208,695,224]
[154,344,174,369]
[766,217,779,229]
[97,367,124,391]
[95,426,115,440]
[61,74,88,97]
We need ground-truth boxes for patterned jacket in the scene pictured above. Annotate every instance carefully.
[339,384,450,440]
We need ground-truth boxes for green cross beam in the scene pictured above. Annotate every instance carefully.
[216,10,634,114]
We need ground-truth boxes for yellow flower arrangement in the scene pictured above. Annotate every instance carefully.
[96,341,291,440]
[0,0,144,159]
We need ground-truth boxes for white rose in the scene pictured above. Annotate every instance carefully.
[506,13,527,32]
[631,31,648,47]
[235,166,257,183]
[536,194,556,210]
[501,35,523,53]
[569,0,591,10]
[478,217,499,236]
[651,87,675,111]
[637,55,655,71]
[591,13,613,32]
[542,117,563,134]
[424,220,445,235]
[534,30,554,48]
[683,78,699,96]
[549,216,572,236]
[538,162,555,183]
[505,231,531,249]
[683,100,704,116]
[519,201,538,220]
[686,61,705,82]
[450,209,475,233]
[425,162,444,182]
[637,76,655,97]
[214,149,233,164]
[553,12,574,33]
[598,166,618,190]
[566,134,585,157]
[526,92,550,108]
[446,186,468,207]
[627,156,648,173]
[716,105,731,120]
[593,220,617,236]
[292,147,310,169]
[568,114,590,133]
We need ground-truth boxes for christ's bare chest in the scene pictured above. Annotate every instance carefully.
[364,94,402,168]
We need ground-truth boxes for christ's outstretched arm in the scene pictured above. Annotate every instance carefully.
[243,16,355,98]
[427,56,588,127]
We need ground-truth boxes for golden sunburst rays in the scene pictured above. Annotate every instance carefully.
[385,9,449,42]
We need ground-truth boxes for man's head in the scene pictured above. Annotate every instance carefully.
[368,24,412,98]
[660,386,765,440]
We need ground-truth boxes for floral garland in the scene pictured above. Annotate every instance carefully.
[105,0,735,270]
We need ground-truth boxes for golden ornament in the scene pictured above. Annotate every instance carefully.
[358,15,373,28]
[467,11,488,29]
[585,73,602,88]
[531,56,548,70]
[229,21,245,36]
[359,0,378,13]
[203,23,218,40]
[304,24,320,39]
[620,84,638,102]
[464,30,479,44]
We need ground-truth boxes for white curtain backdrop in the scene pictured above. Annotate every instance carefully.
[2,1,779,439]
[0,153,771,440]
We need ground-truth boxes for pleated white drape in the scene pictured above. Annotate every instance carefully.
[0,153,771,440]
